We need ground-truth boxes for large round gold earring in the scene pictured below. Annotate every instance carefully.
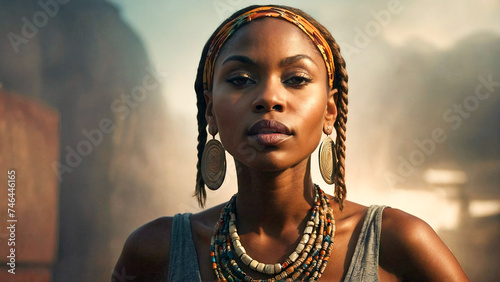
[201,130,226,190]
[319,127,336,185]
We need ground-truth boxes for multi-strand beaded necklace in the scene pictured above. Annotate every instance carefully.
[210,185,335,281]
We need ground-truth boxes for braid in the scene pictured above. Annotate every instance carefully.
[195,99,208,207]
[331,40,349,210]
[194,27,211,208]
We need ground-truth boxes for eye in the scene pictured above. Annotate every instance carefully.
[284,73,312,87]
[225,73,255,87]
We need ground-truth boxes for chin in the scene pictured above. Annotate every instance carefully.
[235,152,309,172]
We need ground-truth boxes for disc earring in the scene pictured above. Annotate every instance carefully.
[201,130,226,190]
[319,127,336,185]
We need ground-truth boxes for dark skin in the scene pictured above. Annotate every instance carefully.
[113,19,469,281]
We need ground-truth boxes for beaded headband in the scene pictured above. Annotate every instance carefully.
[202,6,336,90]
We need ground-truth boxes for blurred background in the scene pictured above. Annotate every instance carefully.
[0,0,499,281]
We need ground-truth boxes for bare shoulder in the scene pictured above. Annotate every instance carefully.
[190,202,227,246]
[111,203,227,282]
[191,202,227,228]
[112,216,173,281]
[379,208,470,281]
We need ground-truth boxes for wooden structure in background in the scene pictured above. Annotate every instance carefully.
[0,89,59,281]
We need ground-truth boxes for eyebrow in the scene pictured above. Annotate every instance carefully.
[222,55,256,66]
[221,54,317,67]
[279,54,317,68]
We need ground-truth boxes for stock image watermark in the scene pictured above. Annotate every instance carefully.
[51,64,168,182]
[341,0,403,61]
[213,0,244,20]
[7,0,71,54]
[6,170,17,274]
[385,74,500,187]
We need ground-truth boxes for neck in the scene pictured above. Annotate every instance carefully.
[234,158,316,235]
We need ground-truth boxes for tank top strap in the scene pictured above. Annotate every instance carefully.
[167,213,202,281]
[343,205,388,281]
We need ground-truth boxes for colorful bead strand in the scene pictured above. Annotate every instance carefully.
[210,185,335,281]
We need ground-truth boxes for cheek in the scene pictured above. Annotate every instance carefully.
[292,95,328,155]
[212,95,245,148]
[294,94,327,134]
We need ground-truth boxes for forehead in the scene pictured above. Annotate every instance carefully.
[217,18,321,61]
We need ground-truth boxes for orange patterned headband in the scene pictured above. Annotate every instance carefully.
[203,6,335,90]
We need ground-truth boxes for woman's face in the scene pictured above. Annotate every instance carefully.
[205,18,337,172]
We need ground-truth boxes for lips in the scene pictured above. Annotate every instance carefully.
[247,119,292,146]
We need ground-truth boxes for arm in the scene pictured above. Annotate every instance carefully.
[379,208,470,281]
[112,217,173,282]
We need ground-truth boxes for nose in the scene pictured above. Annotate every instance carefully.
[251,78,285,112]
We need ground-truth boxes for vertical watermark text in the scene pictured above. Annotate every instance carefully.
[6,170,17,275]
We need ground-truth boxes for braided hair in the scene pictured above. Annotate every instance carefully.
[193,5,349,209]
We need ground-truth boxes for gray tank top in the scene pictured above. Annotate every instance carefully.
[168,205,387,281]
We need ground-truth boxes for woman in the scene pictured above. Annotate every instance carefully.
[113,5,469,281]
